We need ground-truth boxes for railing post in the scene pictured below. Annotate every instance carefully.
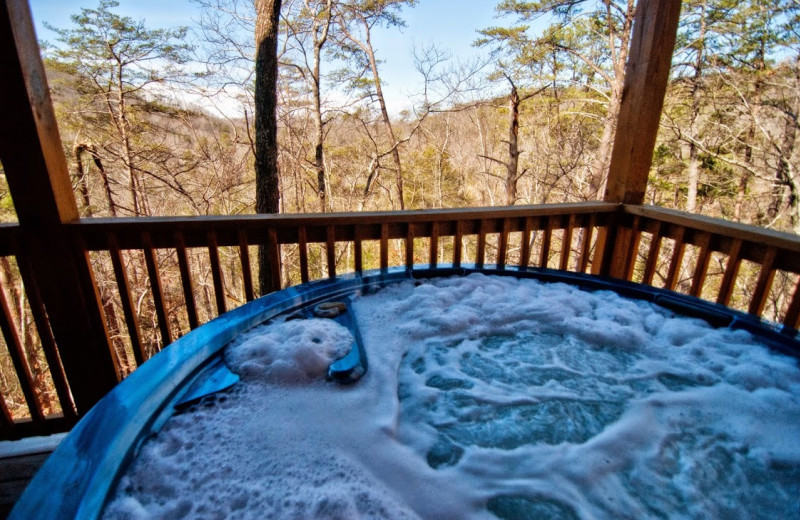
[0,0,118,413]
[598,0,682,278]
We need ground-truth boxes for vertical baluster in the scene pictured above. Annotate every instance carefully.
[716,238,742,306]
[560,214,576,272]
[13,242,76,419]
[453,220,463,268]
[749,247,777,317]
[476,220,487,268]
[0,283,44,424]
[406,223,415,270]
[620,216,642,280]
[207,230,227,315]
[642,221,663,286]
[353,225,363,275]
[266,227,282,293]
[520,217,533,270]
[326,225,337,278]
[380,223,389,272]
[498,218,510,270]
[0,393,14,434]
[175,232,199,329]
[578,214,596,273]
[298,226,309,283]
[429,221,439,268]
[108,235,145,364]
[238,229,254,302]
[539,217,552,269]
[689,232,712,298]
[782,276,800,330]
[664,226,686,291]
[142,232,172,347]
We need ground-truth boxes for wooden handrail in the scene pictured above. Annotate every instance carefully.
[2,202,800,439]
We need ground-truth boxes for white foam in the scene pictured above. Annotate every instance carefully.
[103,274,800,519]
[224,318,353,385]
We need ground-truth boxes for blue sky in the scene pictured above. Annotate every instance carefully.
[28,0,512,113]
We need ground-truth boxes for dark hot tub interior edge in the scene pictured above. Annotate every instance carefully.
[10,266,800,520]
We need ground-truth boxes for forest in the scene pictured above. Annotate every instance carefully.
[0,0,798,419]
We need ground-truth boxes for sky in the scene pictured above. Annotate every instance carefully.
[27,0,511,114]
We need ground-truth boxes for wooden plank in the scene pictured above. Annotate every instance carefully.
[453,221,463,268]
[782,278,800,330]
[642,220,663,286]
[749,247,777,317]
[689,232,712,298]
[406,224,415,270]
[0,450,52,513]
[142,232,172,347]
[0,284,44,425]
[207,231,227,315]
[73,203,623,250]
[539,218,552,269]
[476,220,487,268]
[175,232,199,329]
[429,221,439,268]
[12,245,76,420]
[604,0,682,204]
[266,227,282,292]
[621,216,642,280]
[326,225,337,278]
[592,222,619,277]
[578,214,595,273]
[560,214,576,272]
[624,204,800,256]
[498,218,510,270]
[353,225,363,274]
[380,223,389,272]
[0,0,118,413]
[664,226,687,291]
[298,226,310,283]
[238,229,254,303]
[520,217,533,270]
[107,235,145,365]
[716,238,743,306]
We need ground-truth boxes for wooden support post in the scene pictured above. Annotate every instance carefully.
[605,0,682,204]
[0,0,118,413]
[600,0,682,278]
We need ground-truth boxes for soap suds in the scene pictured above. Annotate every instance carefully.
[103,274,800,519]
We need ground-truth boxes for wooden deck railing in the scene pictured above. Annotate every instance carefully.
[1,202,799,439]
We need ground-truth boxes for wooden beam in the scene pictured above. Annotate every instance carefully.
[0,0,118,412]
[604,0,682,204]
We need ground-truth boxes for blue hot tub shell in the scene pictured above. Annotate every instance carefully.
[10,267,800,519]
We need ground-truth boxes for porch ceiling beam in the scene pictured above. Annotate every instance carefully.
[0,0,118,413]
[604,0,682,204]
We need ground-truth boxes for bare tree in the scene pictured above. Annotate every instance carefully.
[335,0,415,209]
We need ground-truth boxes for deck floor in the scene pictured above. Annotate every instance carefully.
[0,434,65,519]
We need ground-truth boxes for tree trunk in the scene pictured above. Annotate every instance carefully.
[686,0,708,213]
[735,61,765,223]
[506,79,521,206]
[365,35,405,210]
[772,55,799,226]
[312,8,331,212]
[116,65,141,216]
[255,0,283,294]
[73,143,93,216]
[589,82,623,199]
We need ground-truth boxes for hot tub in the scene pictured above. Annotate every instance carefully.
[11,268,800,519]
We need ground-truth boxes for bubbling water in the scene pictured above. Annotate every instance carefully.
[103,274,800,520]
